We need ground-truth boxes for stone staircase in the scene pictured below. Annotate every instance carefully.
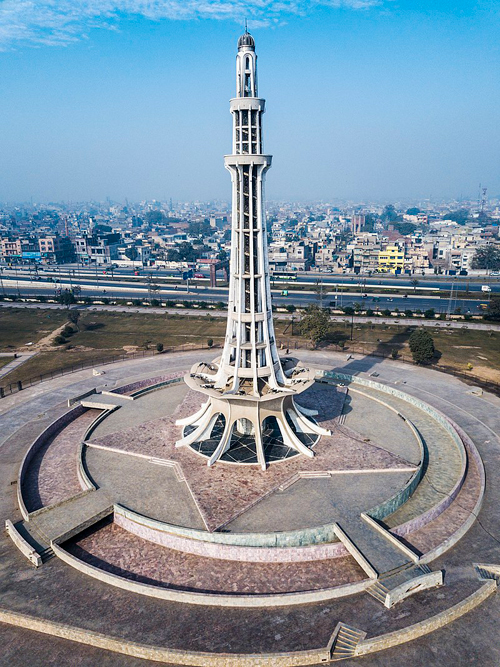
[367,562,439,608]
[475,563,500,584]
[39,545,55,563]
[330,624,366,661]
[367,578,390,604]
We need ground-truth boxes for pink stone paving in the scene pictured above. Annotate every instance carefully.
[24,409,100,512]
[113,371,184,396]
[91,384,416,531]
[65,520,367,594]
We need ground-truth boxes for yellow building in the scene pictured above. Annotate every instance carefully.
[378,245,405,273]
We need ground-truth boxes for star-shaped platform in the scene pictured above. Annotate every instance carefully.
[89,384,417,532]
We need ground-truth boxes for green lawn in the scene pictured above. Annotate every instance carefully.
[1,309,498,388]
[0,356,14,371]
[283,321,499,382]
[0,308,68,351]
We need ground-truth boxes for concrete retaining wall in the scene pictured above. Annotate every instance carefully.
[112,372,184,397]
[356,581,496,656]
[77,441,96,492]
[17,405,87,520]
[115,505,347,558]
[0,607,331,667]
[0,581,495,664]
[4,520,42,567]
[114,507,347,563]
[419,422,486,564]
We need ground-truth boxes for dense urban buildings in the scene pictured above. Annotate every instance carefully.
[0,195,499,276]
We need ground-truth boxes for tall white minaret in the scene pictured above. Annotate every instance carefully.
[175,32,330,470]
[216,30,284,396]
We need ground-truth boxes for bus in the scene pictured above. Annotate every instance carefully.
[273,272,297,281]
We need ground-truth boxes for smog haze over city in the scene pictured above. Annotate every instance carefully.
[0,0,499,203]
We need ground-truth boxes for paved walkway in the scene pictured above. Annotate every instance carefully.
[0,353,37,380]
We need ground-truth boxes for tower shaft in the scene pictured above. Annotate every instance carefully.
[216,38,283,397]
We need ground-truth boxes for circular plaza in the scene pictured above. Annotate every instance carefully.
[1,349,499,667]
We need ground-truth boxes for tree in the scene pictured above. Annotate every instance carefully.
[145,211,168,226]
[286,304,296,313]
[125,246,138,261]
[444,209,470,225]
[471,246,500,272]
[57,291,76,308]
[207,338,214,348]
[484,297,500,321]
[299,306,330,347]
[409,328,435,364]
[217,249,228,261]
[382,204,399,223]
[188,220,212,237]
[166,248,180,262]
[394,222,417,236]
[406,208,421,216]
[156,342,164,352]
[411,279,419,291]
[67,310,80,330]
[424,308,435,319]
[363,213,378,232]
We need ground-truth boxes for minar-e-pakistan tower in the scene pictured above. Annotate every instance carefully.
[176,31,330,469]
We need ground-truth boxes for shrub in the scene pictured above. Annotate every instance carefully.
[207,338,214,348]
[53,335,66,345]
[391,349,398,359]
[156,342,164,352]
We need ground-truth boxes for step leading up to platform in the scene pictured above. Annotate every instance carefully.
[80,392,134,411]
[367,563,443,608]
[25,490,113,547]
[330,623,367,661]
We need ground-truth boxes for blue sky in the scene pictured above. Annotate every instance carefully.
[0,0,498,203]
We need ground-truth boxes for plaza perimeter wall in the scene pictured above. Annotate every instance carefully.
[0,580,496,666]
[17,404,87,521]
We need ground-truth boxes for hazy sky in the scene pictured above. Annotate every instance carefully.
[0,0,498,203]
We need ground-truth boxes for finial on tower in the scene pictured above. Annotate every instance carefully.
[238,22,255,50]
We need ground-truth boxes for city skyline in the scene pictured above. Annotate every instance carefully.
[0,0,499,202]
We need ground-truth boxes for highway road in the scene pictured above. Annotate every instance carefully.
[0,275,490,314]
[2,264,499,294]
